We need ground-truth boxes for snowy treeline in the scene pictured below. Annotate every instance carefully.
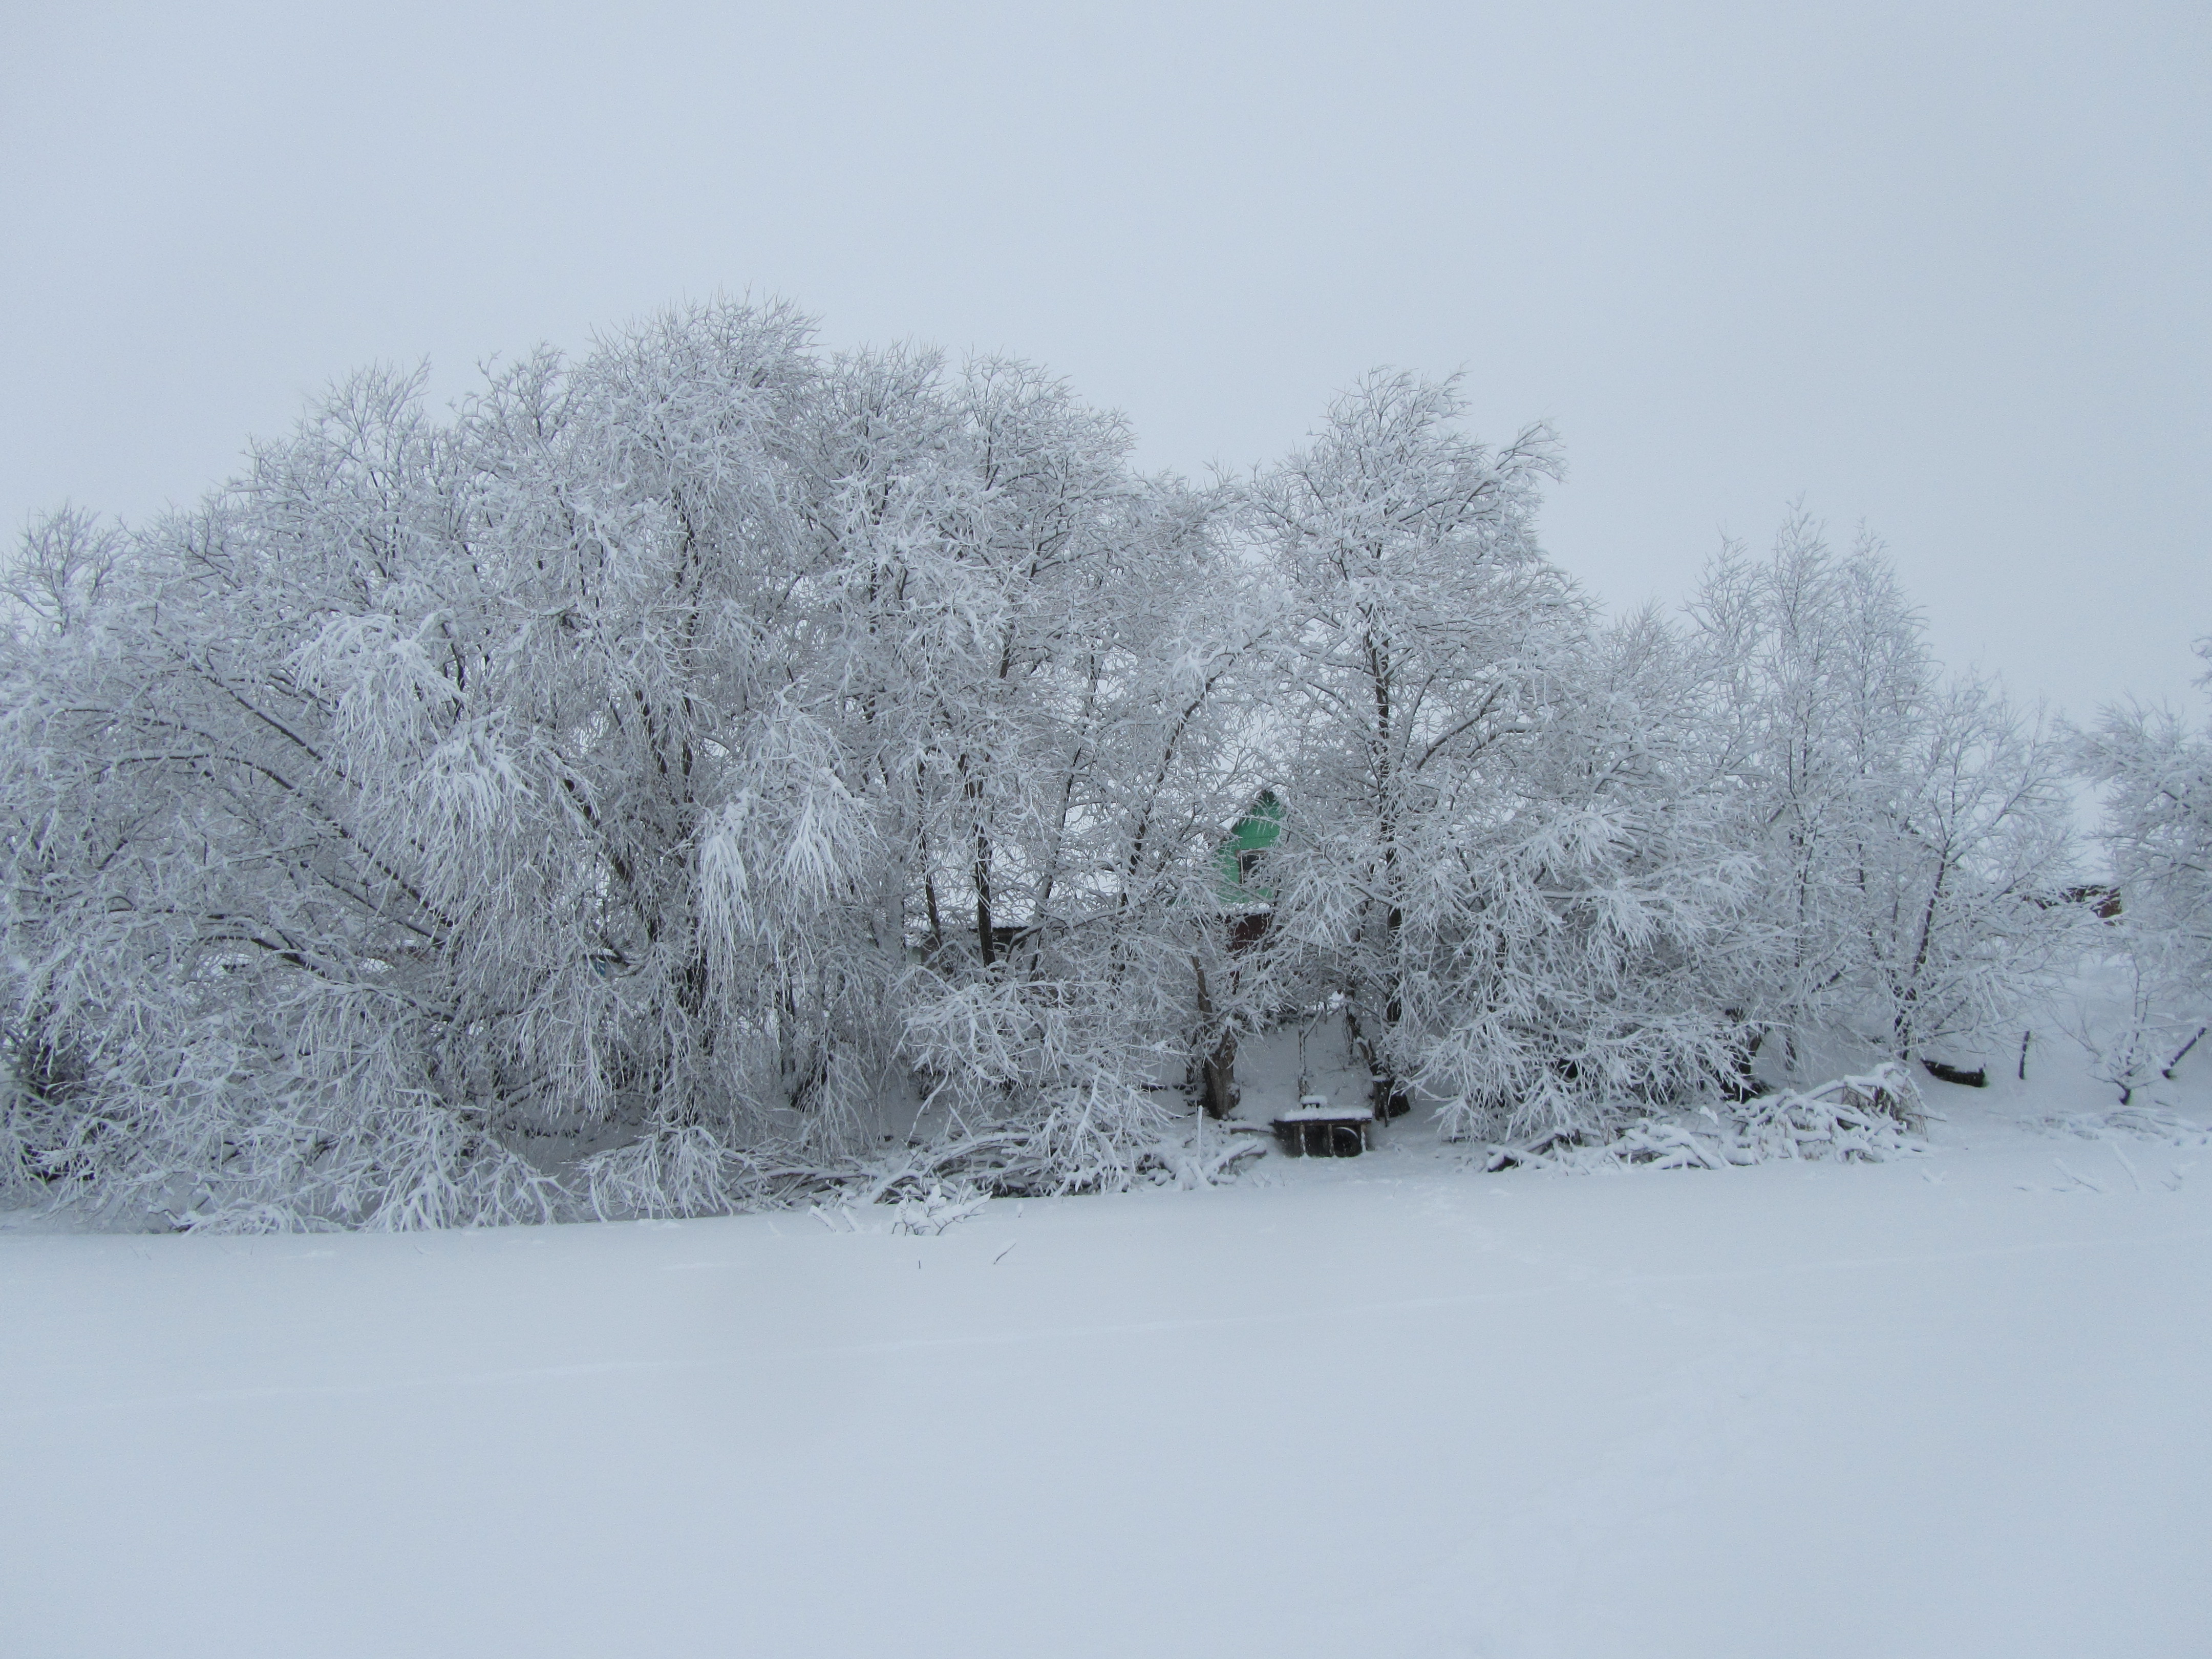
[0,301,2192,1227]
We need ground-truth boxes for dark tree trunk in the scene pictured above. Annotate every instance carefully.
[1192,959,1239,1119]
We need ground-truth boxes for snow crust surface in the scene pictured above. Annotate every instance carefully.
[4,1060,2208,1657]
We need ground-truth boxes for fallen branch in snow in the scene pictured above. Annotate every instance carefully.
[2107,1140,2145,1192]
[2050,1157,2107,1194]
[1485,1065,1930,1174]
[802,1178,989,1237]
[888,1179,990,1237]
[788,1110,1273,1224]
[1144,1129,1270,1190]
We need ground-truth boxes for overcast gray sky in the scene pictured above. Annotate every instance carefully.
[4,0,2205,718]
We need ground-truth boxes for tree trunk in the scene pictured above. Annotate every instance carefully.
[1192,959,1239,1118]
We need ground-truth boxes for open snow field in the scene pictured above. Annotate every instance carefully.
[6,1066,2209,1658]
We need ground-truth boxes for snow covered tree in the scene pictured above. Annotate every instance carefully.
[1,301,1267,1225]
[2073,639,2212,1099]
[1399,609,1765,1139]
[1691,514,2079,1076]
[1,300,2114,1227]
[795,347,1268,1193]
[1247,374,1754,1139]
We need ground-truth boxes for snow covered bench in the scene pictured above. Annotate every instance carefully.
[1271,1096,1374,1157]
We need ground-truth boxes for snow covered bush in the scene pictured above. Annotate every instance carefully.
[1716,1067,1928,1162]
[1485,1065,1929,1173]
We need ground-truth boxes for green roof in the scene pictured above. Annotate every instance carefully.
[1218,790,1283,903]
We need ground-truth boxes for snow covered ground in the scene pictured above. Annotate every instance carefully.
[5,1054,2208,1658]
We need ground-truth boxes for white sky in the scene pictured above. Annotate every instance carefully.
[4,0,2205,719]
